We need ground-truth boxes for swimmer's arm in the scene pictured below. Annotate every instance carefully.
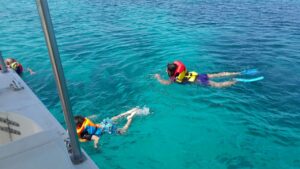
[91,135,100,149]
[27,68,36,75]
[96,124,102,128]
[154,74,172,85]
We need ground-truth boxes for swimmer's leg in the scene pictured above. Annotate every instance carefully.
[117,111,138,134]
[207,72,240,79]
[111,108,139,121]
[208,80,237,88]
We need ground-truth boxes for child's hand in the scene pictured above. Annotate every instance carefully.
[94,142,99,149]
[92,135,100,149]
[27,68,36,75]
[154,74,160,79]
[30,71,36,75]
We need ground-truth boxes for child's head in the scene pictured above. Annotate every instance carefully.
[5,58,16,65]
[74,115,85,128]
[167,63,177,77]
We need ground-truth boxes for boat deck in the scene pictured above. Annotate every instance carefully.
[0,69,99,169]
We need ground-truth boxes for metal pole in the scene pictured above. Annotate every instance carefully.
[35,0,84,164]
[0,51,8,73]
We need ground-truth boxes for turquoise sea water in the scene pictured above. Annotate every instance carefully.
[1,0,300,168]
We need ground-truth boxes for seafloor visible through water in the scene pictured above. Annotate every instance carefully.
[1,0,300,168]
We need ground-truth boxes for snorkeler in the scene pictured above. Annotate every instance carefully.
[0,57,35,75]
[154,60,262,88]
[75,108,140,149]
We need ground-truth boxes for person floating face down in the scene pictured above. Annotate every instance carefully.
[154,60,241,88]
[74,108,139,149]
[2,58,24,75]
[0,58,35,75]
[75,115,102,148]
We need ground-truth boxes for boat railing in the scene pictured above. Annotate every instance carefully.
[35,0,85,164]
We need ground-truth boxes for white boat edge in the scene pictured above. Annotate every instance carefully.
[0,69,99,169]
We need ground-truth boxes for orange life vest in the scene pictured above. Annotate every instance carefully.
[172,61,187,83]
[76,118,97,136]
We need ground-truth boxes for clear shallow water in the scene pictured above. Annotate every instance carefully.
[1,0,300,168]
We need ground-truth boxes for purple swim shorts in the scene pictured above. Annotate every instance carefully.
[196,74,209,85]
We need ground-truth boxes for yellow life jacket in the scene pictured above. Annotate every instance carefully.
[175,70,187,83]
[176,71,198,83]
[10,62,19,70]
[184,71,198,82]
[171,61,199,83]
[10,61,23,74]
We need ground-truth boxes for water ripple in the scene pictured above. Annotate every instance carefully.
[1,0,300,169]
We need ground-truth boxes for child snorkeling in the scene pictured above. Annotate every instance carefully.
[74,108,140,149]
[0,57,35,75]
[154,60,261,88]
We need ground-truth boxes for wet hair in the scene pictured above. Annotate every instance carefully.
[167,63,177,77]
[74,115,85,127]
